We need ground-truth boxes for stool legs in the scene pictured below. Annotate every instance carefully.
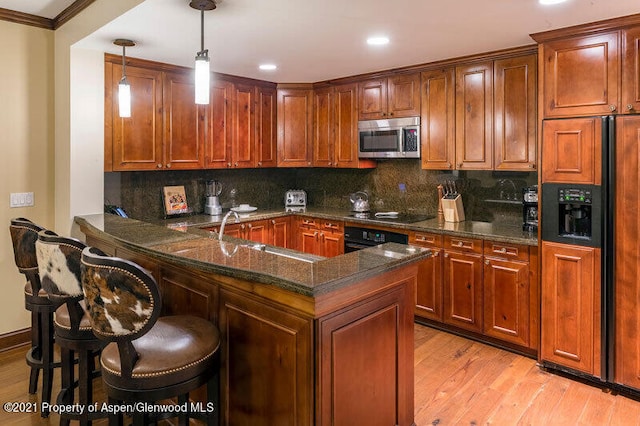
[28,310,42,394]
[25,307,56,418]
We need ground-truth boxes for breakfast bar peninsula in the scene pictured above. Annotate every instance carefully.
[75,214,430,426]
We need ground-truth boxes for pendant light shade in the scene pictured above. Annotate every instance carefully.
[113,39,135,118]
[190,0,216,105]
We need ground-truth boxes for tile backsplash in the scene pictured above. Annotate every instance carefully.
[106,161,536,224]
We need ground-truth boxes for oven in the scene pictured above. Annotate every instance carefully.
[344,225,409,252]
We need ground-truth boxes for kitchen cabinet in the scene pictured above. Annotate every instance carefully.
[269,216,291,248]
[162,71,205,170]
[358,73,421,120]
[483,242,530,347]
[541,117,602,185]
[420,68,455,170]
[295,217,343,257]
[255,85,278,168]
[540,241,601,377]
[614,115,640,390]
[312,84,376,168]
[277,86,313,167]
[204,79,234,168]
[231,83,256,168]
[409,232,444,322]
[105,62,163,171]
[203,217,290,248]
[623,27,640,114]
[443,236,484,333]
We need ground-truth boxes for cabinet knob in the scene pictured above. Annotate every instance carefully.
[247,224,252,229]
[166,163,171,169]
[157,163,163,168]
[433,251,439,257]
[328,162,332,166]
[227,162,232,167]
[458,163,463,168]
[241,224,246,230]
[610,104,617,112]
[446,163,451,169]
[258,161,263,166]
[628,104,634,111]
[444,253,449,258]
[234,162,238,167]
[485,260,490,265]
[271,220,276,225]
[457,241,464,247]
[529,163,535,169]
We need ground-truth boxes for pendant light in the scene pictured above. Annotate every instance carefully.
[190,0,216,105]
[113,39,135,118]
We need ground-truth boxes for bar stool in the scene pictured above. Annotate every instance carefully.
[9,217,59,417]
[80,247,221,425]
[36,230,105,426]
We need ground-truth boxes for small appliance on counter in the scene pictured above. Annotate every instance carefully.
[204,180,223,216]
[285,189,306,212]
[522,185,538,233]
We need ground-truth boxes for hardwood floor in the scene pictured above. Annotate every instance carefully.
[2,323,640,425]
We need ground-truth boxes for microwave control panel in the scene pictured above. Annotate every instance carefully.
[403,128,419,152]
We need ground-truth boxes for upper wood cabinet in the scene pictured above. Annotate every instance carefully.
[358,73,421,120]
[232,83,256,168]
[105,62,163,171]
[420,53,537,171]
[623,27,640,114]
[204,79,234,168]
[277,86,313,167]
[255,85,278,168]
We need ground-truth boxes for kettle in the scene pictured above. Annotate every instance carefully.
[350,191,370,212]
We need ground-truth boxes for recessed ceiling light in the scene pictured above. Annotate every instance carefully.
[259,64,277,71]
[539,0,568,4]
[367,36,389,46]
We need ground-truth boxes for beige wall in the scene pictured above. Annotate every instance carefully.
[0,21,55,335]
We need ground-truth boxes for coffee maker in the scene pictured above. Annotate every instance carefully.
[522,185,538,233]
[204,180,222,216]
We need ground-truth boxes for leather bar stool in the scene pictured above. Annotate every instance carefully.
[80,247,221,426]
[9,218,60,417]
[36,230,105,426]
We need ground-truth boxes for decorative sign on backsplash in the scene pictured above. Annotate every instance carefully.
[163,185,189,216]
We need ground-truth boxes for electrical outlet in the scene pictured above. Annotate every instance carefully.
[10,192,34,208]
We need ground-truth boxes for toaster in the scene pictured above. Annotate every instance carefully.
[285,190,306,212]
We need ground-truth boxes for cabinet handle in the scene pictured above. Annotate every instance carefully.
[157,163,163,168]
[433,251,439,257]
[529,163,535,169]
[628,104,634,111]
[496,247,507,253]
[241,224,246,230]
[247,224,252,229]
[234,162,238,167]
[271,220,276,225]
[444,253,449,258]
[258,161,263,166]
[446,163,451,169]
[610,104,617,112]
[227,162,232,167]
[166,163,171,168]
[457,241,464,247]
[458,163,463,168]
[314,231,319,240]
[485,259,490,265]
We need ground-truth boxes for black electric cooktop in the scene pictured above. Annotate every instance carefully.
[347,212,435,224]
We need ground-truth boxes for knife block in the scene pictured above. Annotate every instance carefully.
[441,194,465,222]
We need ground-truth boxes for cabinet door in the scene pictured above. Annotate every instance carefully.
[615,115,640,389]
[313,87,333,167]
[157,265,217,321]
[299,229,321,256]
[269,217,291,248]
[540,241,601,377]
[321,232,343,258]
[334,83,368,168]
[387,73,421,118]
[415,249,443,321]
[455,62,493,170]
[443,251,483,333]
[622,28,640,114]
[245,220,269,244]
[255,85,277,168]
[541,117,602,184]
[494,54,537,171]
[541,32,619,117]
[277,88,313,167]
[221,223,243,239]
[205,79,233,168]
[162,71,205,170]
[232,83,255,168]
[420,69,455,170]
[483,257,530,347]
[358,78,387,120]
[108,63,163,171]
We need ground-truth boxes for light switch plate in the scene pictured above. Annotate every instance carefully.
[10,192,34,208]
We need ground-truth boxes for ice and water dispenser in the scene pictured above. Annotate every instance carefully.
[541,183,602,248]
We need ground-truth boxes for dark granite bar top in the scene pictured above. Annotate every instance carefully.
[75,214,431,297]
[156,207,538,246]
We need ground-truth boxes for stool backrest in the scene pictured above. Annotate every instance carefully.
[80,247,161,342]
[35,230,86,301]
[9,218,45,290]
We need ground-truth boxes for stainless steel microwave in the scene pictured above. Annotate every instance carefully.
[358,117,420,159]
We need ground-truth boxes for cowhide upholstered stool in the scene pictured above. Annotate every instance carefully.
[80,247,221,426]
[36,230,106,426]
[9,218,60,417]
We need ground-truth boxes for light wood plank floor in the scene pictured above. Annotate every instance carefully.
[2,323,640,425]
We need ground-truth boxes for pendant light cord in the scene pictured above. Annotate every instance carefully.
[121,45,127,79]
[200,9,205,54]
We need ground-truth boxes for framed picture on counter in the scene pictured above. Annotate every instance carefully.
[163,185,190,216]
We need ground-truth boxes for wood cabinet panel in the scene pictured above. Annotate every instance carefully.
[483,257,530,347]
[494,54,537,171]
[443,250,483,333]
[358,78,387,120]
[219,289,313,426]
[623,27,640,114]
[615,115,640,390]
[541,32,619,117]
[277,88,313,167]
[295,218,343,257]
[541,117,602,184]
[205,79,233,168]
[420,68,455,170]
[387,73,421,118]
[540,241,601,377]
[162,71,204,170]
[158,266,217,322]
[255,86,278,168]
[410,232,444,321]
[269,217,291,248]
[455,62,493,170]
[312,87,332,167]
[334,83,367,167]
[232,83,255,168]
[108,63,164,171]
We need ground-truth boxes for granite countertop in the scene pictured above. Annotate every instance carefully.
[76,214,431,297]
[157,207,538,246]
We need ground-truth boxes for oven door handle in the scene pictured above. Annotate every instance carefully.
[344,242,375,251]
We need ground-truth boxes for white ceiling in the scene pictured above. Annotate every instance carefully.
[4,0,640,82]
[0,0,75,19]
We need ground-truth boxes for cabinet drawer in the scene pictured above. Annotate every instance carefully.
[444,236,483,254]
[321,219,343,233]
[298,217,319,229]
[484,242,529,261]
[410,232,443,248]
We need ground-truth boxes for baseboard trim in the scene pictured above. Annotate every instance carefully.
[0,328,30,352]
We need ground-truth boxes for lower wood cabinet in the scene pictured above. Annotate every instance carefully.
[409,232,444,321]
[540,241,601,377]
[203,217,290,248]
[295,217,344,257]
[443,248,484,333]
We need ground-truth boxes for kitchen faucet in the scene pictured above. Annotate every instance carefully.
[219,210,239,241]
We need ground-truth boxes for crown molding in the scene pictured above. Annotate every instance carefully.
[0,0,95,30]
